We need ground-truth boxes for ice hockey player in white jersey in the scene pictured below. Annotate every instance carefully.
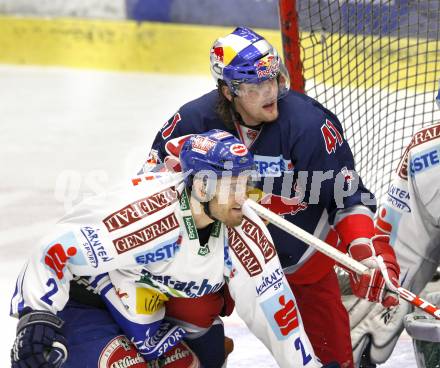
[10,130,324,368]
[347,90,440,367]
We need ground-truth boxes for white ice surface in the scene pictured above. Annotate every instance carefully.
[0,65,417,367]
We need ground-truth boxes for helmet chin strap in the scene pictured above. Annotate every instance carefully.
[200,179,219,222]
[202,201,218,222]
[187,177,219,223]
[191,190,218,223]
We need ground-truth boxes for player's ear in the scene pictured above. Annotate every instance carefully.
[191,177,209,202]
[191,176,216,203]
[221,85,234,102]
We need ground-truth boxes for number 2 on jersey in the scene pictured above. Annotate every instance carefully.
[40,278,59,306]
[294,337,312,365]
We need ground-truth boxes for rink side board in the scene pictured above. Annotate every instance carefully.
[0,16,438,93]
[0,16,282,75]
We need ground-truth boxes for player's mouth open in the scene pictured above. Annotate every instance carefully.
[263,101,276,111]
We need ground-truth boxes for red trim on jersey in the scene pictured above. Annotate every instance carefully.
[166,293,224,328]
[335,214,375,251]
[287,229,341,284]
[233,120,261,149]
[234,120,246,143]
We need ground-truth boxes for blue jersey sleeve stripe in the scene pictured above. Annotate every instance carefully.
[100,283,113,296]
[89,273,108,288]
[10,263,28,316]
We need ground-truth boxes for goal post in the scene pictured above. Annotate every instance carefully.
[279,0,305,93]
[278,0,440,200]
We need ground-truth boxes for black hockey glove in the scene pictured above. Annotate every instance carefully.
[11,310,68,368]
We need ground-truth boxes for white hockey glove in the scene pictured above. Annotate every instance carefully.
[346,296,411,366]
[346,249,440,366]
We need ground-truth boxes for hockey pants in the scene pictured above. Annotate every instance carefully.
[57,295,224,368]
[288,268,354,368]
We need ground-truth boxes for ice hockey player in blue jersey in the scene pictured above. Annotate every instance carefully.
[10,130,323,368]
[145,26,401,368]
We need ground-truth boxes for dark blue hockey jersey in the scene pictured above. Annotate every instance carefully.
[146,90,377,283]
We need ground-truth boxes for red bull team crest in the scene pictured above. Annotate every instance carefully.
[260,193,308,217]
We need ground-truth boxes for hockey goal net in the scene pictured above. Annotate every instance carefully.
[279,0,440,201]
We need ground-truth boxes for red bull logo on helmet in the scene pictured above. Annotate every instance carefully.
[210,44,237,67]
[212,46,224,63]
[255,55,280,79]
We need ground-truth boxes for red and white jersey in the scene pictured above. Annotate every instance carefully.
[349,123,440,365]
[377,122,440,294]
[10,172,321,367]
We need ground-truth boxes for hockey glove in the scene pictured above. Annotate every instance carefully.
[348,235,400,307]
[11,310,68,368]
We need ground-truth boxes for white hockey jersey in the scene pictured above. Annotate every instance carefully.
[10,172,321,367]
[377,122,440,296]
[350,122,440,364]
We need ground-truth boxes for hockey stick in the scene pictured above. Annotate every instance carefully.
[246,199,440,320]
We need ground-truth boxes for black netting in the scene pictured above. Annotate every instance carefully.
[295,0,440,201]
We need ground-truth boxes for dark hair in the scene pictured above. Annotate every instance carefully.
[215,81,235,129]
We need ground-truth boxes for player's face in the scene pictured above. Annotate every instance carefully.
[209,175,249,227]
[234,78,279,126]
